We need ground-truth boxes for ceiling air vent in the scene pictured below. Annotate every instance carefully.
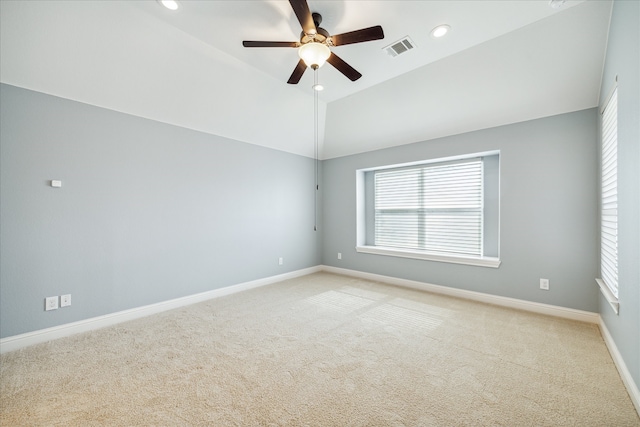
[384,36,415,57]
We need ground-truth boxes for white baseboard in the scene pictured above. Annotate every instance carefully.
[321,265,600,324]
[598,317,640,416]
[3,264,638,416]
[0,266,322,354]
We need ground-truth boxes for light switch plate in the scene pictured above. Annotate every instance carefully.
[540,278,550,290]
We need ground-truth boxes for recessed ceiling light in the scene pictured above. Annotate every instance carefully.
[312,84,324,92]
[430,24,450,39]
[158,0,180,11]
[548,0,566,9]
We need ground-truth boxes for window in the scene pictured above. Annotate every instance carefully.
[597,86,619,312]
[357,152,500,268]
[374,159,483,256]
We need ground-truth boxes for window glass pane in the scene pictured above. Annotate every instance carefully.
[375,211,420,249]
[374,159,483,256]
[375,169,421,210]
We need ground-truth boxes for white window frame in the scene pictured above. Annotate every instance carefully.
[356,152,500,268]
[596,84,619,314]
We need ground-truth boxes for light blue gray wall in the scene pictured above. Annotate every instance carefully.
[598,0,640,390]
[322,109,598,312]
[0,84,320,338]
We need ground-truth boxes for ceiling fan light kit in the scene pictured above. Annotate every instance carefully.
[298,42,331,69]
[242,0,384,84]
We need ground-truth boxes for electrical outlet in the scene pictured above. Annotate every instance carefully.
[278,257,283,265]
[540,278,550,290]
[61,294,71,307]
[45,296,59,311]
[338,252,342,260]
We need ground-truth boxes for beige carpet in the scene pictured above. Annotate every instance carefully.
[1,272,638,426]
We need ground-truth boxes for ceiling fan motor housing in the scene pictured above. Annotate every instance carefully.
[300,13,330,45]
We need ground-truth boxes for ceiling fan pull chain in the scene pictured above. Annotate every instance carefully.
[313,67,319,232]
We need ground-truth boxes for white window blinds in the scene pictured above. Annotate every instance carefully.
[374,159,483,257]
[601,87,618,298]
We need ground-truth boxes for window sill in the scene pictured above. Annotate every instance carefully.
[596,278,619,315]
[356,245,501,268]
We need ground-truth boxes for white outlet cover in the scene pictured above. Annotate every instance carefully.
[61,294,71,307]
[45,296,59,311]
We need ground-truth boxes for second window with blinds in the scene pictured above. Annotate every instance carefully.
[356,152,501,268]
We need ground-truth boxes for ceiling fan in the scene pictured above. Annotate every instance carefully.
[242,0,384,84]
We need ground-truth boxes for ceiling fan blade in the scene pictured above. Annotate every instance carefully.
[289,0,316,35]
[243,41,299,48]
[330,25,384,46]
[327,53,362,81]
[287,59,307,84]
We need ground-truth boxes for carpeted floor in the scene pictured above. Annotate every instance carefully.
[1,272,639,426]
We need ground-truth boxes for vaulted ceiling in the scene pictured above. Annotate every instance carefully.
[0,1,612,159]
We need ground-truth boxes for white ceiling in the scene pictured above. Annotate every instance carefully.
[0,0,612,159]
